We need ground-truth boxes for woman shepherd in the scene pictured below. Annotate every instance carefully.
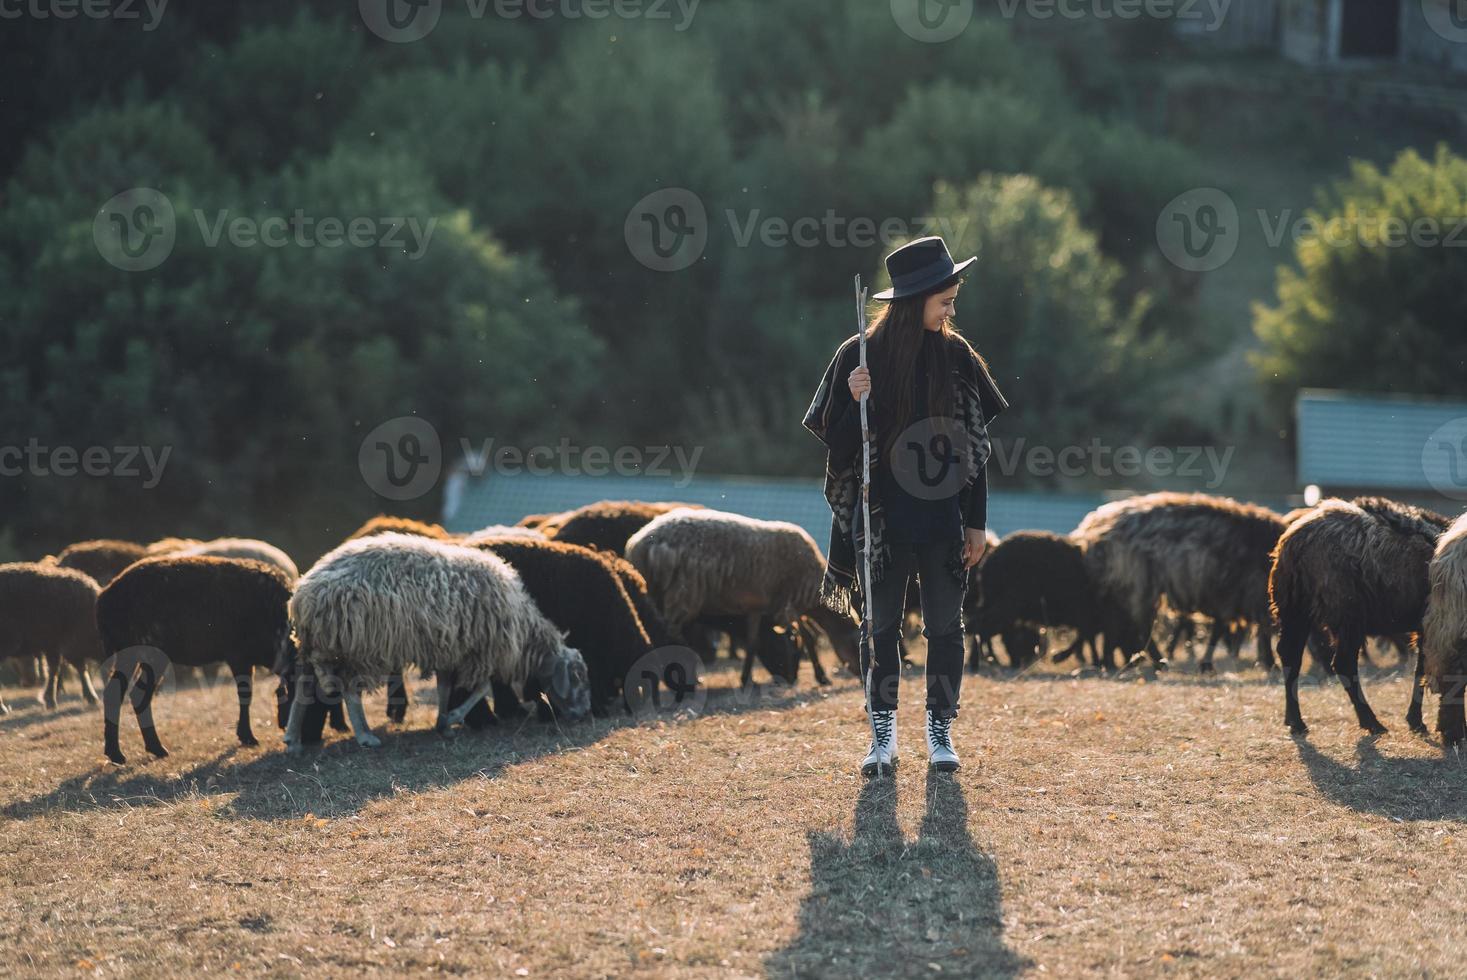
[802,236,1009,778]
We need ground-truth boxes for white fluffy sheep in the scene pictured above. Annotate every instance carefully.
[283,532,590,752]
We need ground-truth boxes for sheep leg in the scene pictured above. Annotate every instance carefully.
[1333,628,1386,735]
[283,687,308,756]
[438,680,496,732]
[806,627,830,686]
[740,613,759,690]
[385,672,409,724]
[1199,625,1221,675]
[42,651,60,709]
[1406,644,1428,735]
[434,674,459,736]
[1253,619,1276,670]
[1164,618,1189,662]
[76,662,99,704]
[232,667,258,747]
[1437,664,1466,748]
[1277,614,1309,735]
[343,688,381,748]
[102,666,131,764]
[134,662,169,759]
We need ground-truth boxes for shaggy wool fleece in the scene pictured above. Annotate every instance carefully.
[289,532,567,692]
[1423,511,1467,693]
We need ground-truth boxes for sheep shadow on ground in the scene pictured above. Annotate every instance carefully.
[0,698,94,732]
[765,773,1027,979]
[0,674,849,823]
[1293,737,1467,823]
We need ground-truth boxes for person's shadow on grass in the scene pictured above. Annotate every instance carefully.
[766,772,1026,979]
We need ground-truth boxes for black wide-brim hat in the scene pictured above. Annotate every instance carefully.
[872,235,977,300]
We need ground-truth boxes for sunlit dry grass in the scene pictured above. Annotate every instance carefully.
[1,646,1463,978]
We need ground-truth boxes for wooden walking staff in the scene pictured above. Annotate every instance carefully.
[854,274,885,772]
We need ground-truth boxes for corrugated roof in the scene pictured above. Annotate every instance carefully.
[1296,388,1467,492]
[442,471,1113,543]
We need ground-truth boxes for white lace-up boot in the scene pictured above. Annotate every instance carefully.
[861,708,898,777]
[926,710,959,772]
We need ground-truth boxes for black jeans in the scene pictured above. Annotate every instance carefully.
[854,536,966,718]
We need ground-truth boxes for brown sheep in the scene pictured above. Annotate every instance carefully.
[1074,492,1287,672]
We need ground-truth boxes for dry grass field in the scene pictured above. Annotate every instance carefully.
[2,644,1464,978]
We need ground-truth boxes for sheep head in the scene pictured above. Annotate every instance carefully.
[537,646,591,721]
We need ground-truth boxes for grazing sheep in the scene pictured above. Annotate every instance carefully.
[96,556,296,764]
[464,535,656,714]
[0,563,102,712]
[970,532,1101,670]
[166,537,299,582]
[1421,511,1467,746]
[283,533,591,753]
[1269,496,1451,736]
[347,515,453,541]
[342,515,455,722]
[549,500,703,554]
[1074,492,1287,672]
[625,507,860,684]
[55,539,148,586]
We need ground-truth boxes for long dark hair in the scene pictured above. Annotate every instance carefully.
[864,271,974,462]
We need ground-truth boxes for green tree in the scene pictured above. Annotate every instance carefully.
[912,174,1165,483]
[1251,144,1467,411]
[0,111,601,559]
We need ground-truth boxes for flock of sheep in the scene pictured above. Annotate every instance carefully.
[0,503,858,764]
[2,490,1465,767]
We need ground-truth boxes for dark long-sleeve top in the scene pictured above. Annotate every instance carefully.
[823,338,988,538]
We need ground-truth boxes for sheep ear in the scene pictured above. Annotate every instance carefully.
[772,624,787,635]
[551,654,572,699]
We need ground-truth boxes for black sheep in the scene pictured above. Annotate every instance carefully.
[547,499,702,554]
[1270,496,1450,736]
[55,539,149,587]
[463,536,658,716]
[0,562,103,712]
[970,532,1102,670]
[95,555,298,764]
